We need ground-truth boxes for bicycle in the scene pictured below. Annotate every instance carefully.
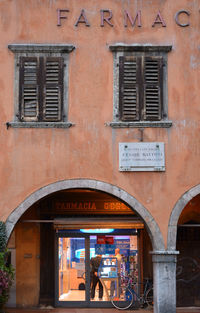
[111,276,153,310]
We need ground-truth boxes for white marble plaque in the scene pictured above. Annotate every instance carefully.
[119,142,165,172]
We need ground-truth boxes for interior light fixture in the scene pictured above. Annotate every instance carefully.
[80,229,114,233]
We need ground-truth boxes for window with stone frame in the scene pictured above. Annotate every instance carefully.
[109,45,172,128]
[7,44,75,128]
[19,56,63,122]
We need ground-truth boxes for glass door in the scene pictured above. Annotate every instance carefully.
[89,234,139,302]
[58,237,87,303]
[55,230,139,307]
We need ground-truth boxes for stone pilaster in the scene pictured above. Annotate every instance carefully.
[151,251,179,313]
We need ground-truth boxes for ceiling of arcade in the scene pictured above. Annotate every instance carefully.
[178,194,200,225]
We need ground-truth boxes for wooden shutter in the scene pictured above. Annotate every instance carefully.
[119,56,140,121]
[19,57,39,121]
[43,57,63,121]
[143,56,163,121]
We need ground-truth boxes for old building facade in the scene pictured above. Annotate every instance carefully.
[0,0,199,312]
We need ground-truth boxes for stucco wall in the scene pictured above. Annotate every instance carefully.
[0,0,199,248]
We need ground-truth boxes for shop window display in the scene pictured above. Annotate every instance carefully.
[57,230,138,303]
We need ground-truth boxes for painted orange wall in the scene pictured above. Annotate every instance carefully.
[0,0,199,248]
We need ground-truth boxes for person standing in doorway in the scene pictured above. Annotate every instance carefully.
[115,248,122,271]
[90,254,103,300]
[111,248,122,297]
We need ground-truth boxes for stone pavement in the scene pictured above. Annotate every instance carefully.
[4,307,200,313]
[5,309,151,313]
[5,309,153,313]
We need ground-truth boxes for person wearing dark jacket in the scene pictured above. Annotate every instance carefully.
[90,255,103,300]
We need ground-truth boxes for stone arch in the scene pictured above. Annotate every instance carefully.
[167,183,200,251]
[6,178,164,251]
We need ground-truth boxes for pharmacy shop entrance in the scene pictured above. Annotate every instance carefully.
[36,189,153,307]
[55,228,143,307]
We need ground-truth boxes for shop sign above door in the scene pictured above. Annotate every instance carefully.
[119,142,165,172]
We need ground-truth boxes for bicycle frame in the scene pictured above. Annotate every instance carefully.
[110,276,153,310]
[126,277,153,306]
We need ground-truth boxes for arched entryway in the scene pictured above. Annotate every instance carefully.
[168,183,200,250]
[6,179,167,311]
[6,179,164,250]
[168,184,200,308]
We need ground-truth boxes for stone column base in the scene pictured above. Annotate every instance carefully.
[151,251,179,313]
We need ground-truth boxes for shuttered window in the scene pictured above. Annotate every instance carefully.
[19,57,63,122]
[119,55,163,121]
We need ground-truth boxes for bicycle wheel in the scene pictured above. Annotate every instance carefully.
[111,287,134,310]
[145,287,153,307]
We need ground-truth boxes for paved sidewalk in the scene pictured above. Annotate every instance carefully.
[5,307,200,313]
[6,309,152,313]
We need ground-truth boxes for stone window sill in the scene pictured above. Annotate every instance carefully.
[106,121,173,128]
[6,121,74,129]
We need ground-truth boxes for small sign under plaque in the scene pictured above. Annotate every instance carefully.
[119,142,165,172]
